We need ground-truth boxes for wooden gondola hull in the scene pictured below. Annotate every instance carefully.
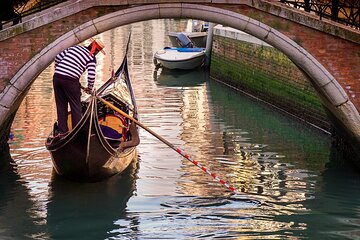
[46,97,138,181]
[50,146,137,182]
[98,147,137,177]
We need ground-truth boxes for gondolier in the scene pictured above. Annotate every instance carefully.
[53,39,105,137]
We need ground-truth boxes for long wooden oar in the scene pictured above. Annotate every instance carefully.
[96,95,237,194]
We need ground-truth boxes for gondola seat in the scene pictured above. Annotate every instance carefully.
[100,125,122,139]
[99,114,128,148]
[99,124,123,148]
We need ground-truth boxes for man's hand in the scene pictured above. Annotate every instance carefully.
[84,87,93,94]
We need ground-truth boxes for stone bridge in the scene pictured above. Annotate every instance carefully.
[0,0,360,164]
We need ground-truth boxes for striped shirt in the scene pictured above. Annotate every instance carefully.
[54,45,97,90]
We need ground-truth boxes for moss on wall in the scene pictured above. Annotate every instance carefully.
[210,35,330,131]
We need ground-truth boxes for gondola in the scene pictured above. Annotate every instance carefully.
[45,41,139,182]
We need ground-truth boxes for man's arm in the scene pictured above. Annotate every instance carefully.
[86,60,96,91]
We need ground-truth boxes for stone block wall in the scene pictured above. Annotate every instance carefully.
[210,33,331,131]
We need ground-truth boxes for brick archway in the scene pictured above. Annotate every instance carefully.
[1,3,360,160]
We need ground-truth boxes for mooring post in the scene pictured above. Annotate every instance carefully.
[204,22,215,69]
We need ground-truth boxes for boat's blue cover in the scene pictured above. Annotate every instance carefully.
[164,47,204,52]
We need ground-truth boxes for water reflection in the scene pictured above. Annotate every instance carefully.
[153,68,208,87]
[304,149,360,239]
[0,147,45,239]
[206,80,326,204]
[47,159,139,239]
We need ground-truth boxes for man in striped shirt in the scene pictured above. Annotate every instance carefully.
[53,39,105,136]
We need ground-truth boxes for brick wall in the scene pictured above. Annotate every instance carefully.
[210,35,331,131]
[0,6,123,93]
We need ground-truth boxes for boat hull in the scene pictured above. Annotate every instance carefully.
[46,98,137,182]
[50,144,137,182]
[154,49,205,70]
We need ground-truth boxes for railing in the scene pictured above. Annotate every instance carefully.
[1,0,67,30]
[279,0,360,29]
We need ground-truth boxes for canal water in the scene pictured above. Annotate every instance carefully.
[1,20,360,239]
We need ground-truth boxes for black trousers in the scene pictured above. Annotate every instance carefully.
[53,74,82,134]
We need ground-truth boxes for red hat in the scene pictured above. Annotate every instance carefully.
[89,38,106,56]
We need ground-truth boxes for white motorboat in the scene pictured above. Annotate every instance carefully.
[153,47,205,70]
[154,33,206,70]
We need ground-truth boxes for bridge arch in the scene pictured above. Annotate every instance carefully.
[5,3,360,151]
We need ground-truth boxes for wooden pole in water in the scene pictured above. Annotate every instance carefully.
[204,22,215,69]
[96,95,237,194]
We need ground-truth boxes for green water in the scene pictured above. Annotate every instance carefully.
[1,19,359,239]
